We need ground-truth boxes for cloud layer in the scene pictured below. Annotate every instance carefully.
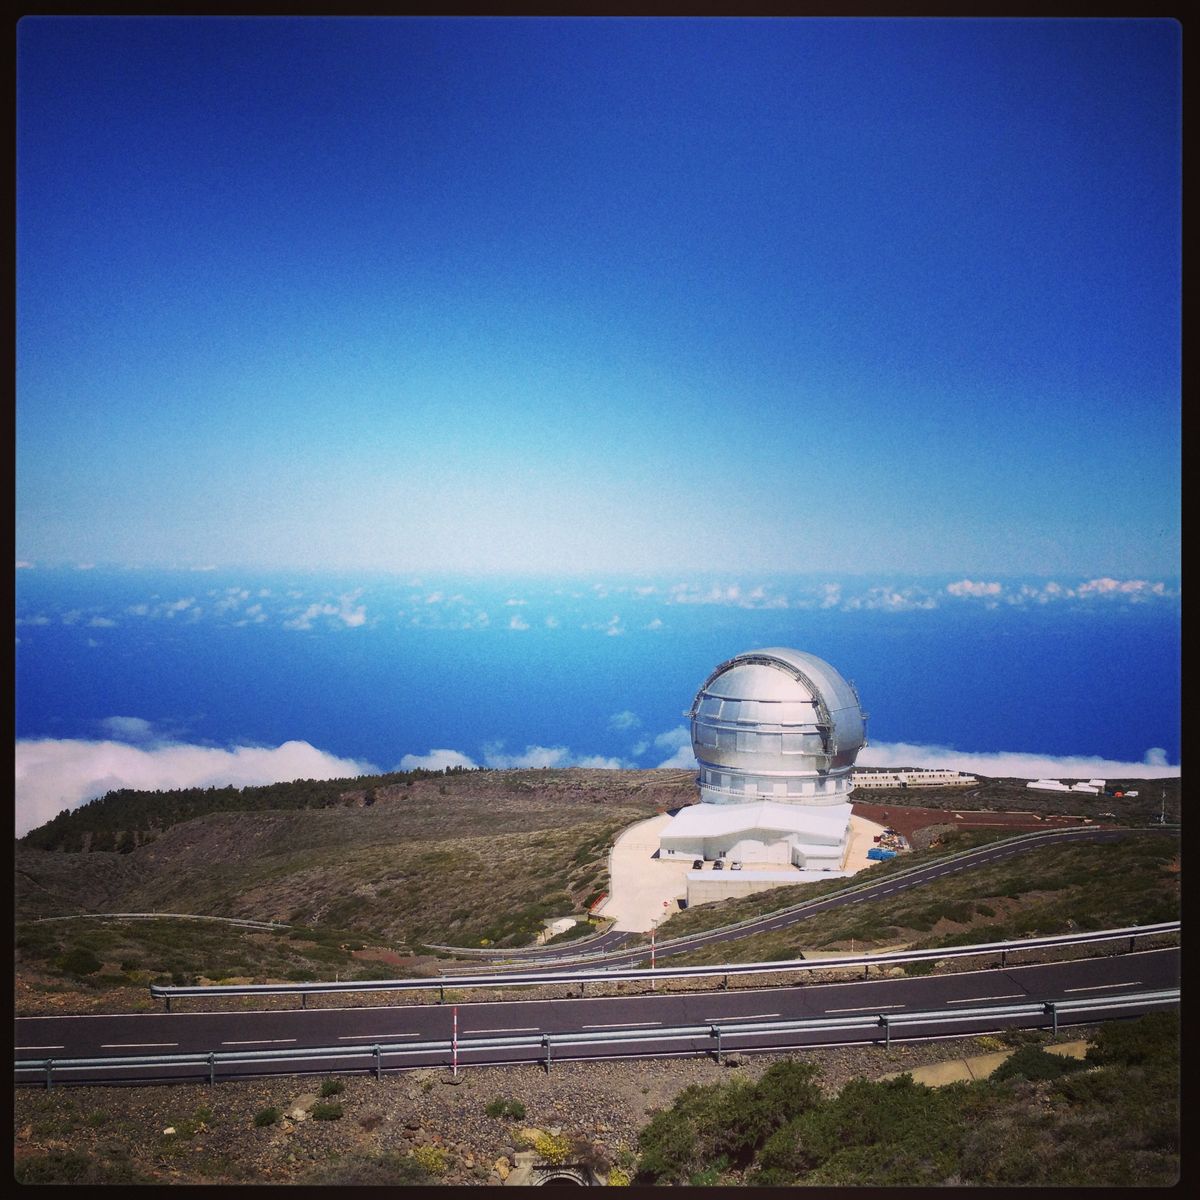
[15,737,378,838]
[856,740,1179,780]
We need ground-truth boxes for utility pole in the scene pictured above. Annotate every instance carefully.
[650,918,659,990]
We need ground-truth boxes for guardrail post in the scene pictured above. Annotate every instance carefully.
[301,993,307,1010]
[208,1053,216,1087]
[710,1024,722,1064]
[880,1015,891,1049]
[1045,1002,1058,1036]
[439,984,445,1005]
[1129,935,1136,954]
[44,1059,53,1090]
[374,1044,382,1080]
[863,964,869,980]
[580,980,586,998]
[1000,949,1007,968]
[165,995,171,1012]
[543,1034,551,1074]
[722,974,728,991]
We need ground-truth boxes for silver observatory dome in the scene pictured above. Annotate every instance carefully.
[687,647,868,806]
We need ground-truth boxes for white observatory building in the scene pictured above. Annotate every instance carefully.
[659,647,868,875]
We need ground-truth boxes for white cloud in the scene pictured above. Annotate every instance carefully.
[482,743,572,769]
[14,737,378,837]
[841,587,937,612]
[97,716,157,742]
[656,744,698,769]
[15,560,34,569]
[544,615,560,628]
[608,710,641,732]
[653,726,692,751]
[1076,577,1168,600]
[644,617,664,630]
[504,598,528,606]
[475,741,631,770]
[946,579,1003,598]
[283,593,367,630]
[508,615,530,631]
[667,582,789,609]
[574,754,624,769]
[397,748,479,771]
[15,615,51,626]
[583,614,624,636]
[87,616,117,627]
[856,740,1180,780]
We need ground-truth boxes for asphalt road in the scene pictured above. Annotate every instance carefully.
[16,947,1179,1086]
[463,826,1177,971]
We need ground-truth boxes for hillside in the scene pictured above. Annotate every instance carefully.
[15,769,695,944]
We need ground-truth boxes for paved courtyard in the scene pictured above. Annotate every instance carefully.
[599,810,888,933]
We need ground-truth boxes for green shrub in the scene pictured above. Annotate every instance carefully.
[990,1045,1086,1084]
[312,1101,343,1121]
[637,1061,821,1183]
[319,1079,345,1098]
[1085,1011,1179,1069]
[254,1107,281,1127]
[485,1097,526,1120]
[902,959,935,975]
[58,947,102,976]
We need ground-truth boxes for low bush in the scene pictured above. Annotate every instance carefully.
[319,1079,345,1098]
[1085,1011,1178,1069]
[410,1143,449,1175]
[990,1045,1087,1084]
[311,1102,343,1121]
[58,947,102,976]
[254,1107,281,1127]
[485,1097,526,1120]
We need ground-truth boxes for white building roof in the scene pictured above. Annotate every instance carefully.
[661,800,852,843]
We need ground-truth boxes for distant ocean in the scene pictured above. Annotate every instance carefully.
[14,569,1180,834]
[14,568,1180,835]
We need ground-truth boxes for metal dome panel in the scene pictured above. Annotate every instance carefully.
[688,647,868,806]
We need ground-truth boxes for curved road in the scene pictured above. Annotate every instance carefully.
[16,948,1179,1085]
[449,826,1178,971]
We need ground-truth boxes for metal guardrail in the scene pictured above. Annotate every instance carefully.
[30,913,290,930]
[16,988,1180,1086]
[147,923,1179,1005]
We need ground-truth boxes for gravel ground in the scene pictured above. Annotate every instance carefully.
[13,1029,1100,1186]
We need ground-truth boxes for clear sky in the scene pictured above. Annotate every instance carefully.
[16,16,1180,577]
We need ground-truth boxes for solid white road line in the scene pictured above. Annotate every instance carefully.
[100,1042,178,1048]
[946,994,1026,1004]
[702,1013,781,1022]
[16,1045,64,1051]
[826,1003,907,1013]
[220,1038,298,1046]
[582,1021,662,1029]
[1064,981,1142,993]
[462,1027,541,1034]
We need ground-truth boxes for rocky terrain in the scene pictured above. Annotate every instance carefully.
[14,1030,1079,1186]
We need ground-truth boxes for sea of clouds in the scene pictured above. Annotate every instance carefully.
[14,723,1178,839]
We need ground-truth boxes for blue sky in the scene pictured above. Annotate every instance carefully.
[17,16,1180,575]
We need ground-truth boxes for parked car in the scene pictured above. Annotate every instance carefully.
[713,859,725,870]
[692,859,704,870]
[730,861,742,871]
